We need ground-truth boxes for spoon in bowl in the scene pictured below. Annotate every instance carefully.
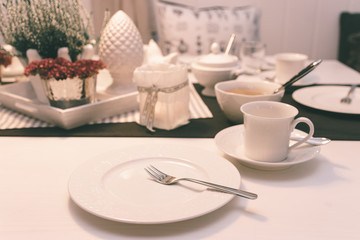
[225,34,236,55]
[274,59,322,93]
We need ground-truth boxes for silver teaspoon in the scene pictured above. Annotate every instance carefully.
[274,59,323,93]
[290,136,331,146]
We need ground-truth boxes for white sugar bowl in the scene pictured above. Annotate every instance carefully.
[191,43,240,97]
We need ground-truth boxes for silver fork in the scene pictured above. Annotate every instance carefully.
[145,165,257,200]
[340,85,357,104]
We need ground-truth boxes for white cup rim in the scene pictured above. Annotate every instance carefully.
[275,53,308,61]
[240,101,298,119]
[215,80,283,97]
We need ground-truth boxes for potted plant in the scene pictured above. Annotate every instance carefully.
[0,0,105,108]
[0,47,12,84]
[0,0,93,61]
[24,57,106,109]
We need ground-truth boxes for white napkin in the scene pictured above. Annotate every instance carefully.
[142,39,178,65]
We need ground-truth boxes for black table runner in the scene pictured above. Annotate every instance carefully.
[1,84,359,140]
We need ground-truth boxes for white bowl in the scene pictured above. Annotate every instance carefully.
[215,79,285,122]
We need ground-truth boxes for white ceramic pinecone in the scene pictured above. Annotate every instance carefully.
[99,11,143,93]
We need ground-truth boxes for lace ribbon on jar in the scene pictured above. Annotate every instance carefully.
[137,80,188,132]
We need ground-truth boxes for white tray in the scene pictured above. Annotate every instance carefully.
[0,82,138,129]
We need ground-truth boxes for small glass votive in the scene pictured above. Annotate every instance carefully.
[133,63,190,132]
[240,41,266,72]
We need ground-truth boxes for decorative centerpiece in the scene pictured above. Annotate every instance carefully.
[24,58,106,109]
[0,0,100,108]
[98,10,143,94]
[0,47,12,84]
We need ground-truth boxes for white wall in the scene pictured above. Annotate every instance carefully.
[254,0,360,59]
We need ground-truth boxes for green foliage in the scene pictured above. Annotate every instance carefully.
[0,0,93,62]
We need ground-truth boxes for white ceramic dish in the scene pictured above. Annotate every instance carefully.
[0,56,25,77]
[293,85,360,114]
[257,56,318,86]
[214,125,321,171]
[215,79,284,123]
[274,52,308,84]
[1,68,24,77]
[68,144,241,224]
[191,43,240,97]
[0,81,138,129]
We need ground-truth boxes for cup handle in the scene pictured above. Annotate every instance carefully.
[289,117,314,149]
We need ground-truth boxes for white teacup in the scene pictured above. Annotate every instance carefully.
[275,53,308,84]
[240,101,314,162]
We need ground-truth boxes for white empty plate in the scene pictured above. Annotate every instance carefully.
[293,85,360,114]
[68,144,241,224]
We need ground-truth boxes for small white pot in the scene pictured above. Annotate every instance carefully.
[191,43,240,97]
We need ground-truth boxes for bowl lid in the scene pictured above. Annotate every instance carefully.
[196,43,239,68]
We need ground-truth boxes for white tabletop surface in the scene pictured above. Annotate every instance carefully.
[0,137,359,240]
[1,59,359,239]
[298,59,360,84]
[189,59,360,85]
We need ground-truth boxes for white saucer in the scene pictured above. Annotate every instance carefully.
[214,125,321,170]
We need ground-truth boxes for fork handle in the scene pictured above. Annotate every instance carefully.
[182,178,258,200]
[347,85,357,97]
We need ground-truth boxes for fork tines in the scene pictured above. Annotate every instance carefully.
[340,85,357,104]
[144,165,166,181]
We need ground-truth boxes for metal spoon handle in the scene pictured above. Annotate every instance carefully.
[290,136,331,145]
[276,59,322,93]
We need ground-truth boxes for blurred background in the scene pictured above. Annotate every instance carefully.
[1,0,359,61]
[81,0,360,60]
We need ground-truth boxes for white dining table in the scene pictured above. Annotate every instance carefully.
[0,137,359,240]
[1,59,360,239]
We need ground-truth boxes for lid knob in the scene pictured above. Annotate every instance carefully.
[210,42,221,54]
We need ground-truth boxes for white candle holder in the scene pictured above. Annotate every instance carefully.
[133,63,190,131]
